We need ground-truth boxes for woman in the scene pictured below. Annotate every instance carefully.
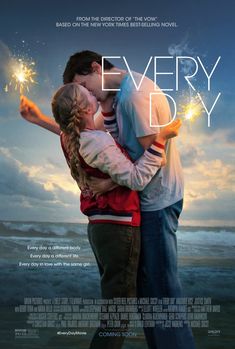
[20,84,181,349]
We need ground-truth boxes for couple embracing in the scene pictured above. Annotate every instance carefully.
[20,50,196,349]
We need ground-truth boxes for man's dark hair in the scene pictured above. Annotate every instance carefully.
[63,50,114,84]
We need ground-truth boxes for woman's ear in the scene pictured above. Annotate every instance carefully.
[84,106,93,115]
[91,61,102,74]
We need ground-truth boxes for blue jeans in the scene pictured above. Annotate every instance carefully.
[137,199,196,349]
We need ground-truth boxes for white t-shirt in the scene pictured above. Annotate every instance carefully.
[115,72,184,211]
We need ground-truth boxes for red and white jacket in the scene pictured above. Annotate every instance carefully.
[60,130,164,226]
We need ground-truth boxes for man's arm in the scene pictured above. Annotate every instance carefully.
[20,96,61,135]
[94,94,117,133]
[137,134,157,150]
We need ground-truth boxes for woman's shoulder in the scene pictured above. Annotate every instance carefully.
[80,130,115,146]
[79,130,115,158]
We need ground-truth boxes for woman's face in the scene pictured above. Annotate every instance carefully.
[79,85,99,114]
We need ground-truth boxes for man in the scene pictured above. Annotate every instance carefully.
[20,50,196,349]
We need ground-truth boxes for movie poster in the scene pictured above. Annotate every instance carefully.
[0,0,234,348]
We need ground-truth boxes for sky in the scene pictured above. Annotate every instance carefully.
[0,0,234,225]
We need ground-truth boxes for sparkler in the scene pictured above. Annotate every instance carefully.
[177,96,204,123]
[4,58,37,94]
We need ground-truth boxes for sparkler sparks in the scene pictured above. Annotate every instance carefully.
[177,96,204,123]
[4,58,37,94]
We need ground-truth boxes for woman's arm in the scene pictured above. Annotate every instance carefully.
[79,120,181,191]
[19,96,61,135]
[20,96,112,134]
[80,136,161,191]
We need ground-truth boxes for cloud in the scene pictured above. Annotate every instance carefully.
[174,123,235,226]
[168,36,195,56]
[46,157,64,169]
[168,37,198,75]
[181,190,235,225]
[0,192,86,222]
[23,158,80,197]
[181,155,235,224]
[0,147,54,200]
[180,144,202,168]
[196,159,234,183]
[0,147,84,221]
[1,146,81,198]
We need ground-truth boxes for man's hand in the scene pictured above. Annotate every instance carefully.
[20,95,43,125]
[100,94,115,113]
[87,177,118,198]
[158,119,182,142]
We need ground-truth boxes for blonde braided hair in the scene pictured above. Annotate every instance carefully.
[51,83,90,189]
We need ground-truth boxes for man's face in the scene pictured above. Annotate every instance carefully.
[73,72,108,102]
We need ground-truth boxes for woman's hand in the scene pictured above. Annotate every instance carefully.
[19,95,61,135]
[87,177,118,198]
[20,95,43,125]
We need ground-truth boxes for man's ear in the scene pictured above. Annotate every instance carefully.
[91,61,102,74]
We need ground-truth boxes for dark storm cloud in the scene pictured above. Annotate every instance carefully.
[182,192,235,222]
[0,150,54,201]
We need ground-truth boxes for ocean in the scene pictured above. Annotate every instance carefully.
[0,221,234,349]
